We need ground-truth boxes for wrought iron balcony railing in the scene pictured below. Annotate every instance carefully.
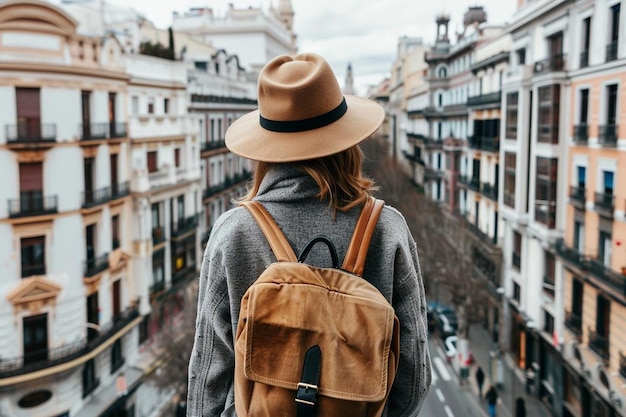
[573,124,588,144]
[110,122,127,138]
[467,91,501,107]
[201,140,226,152]
[588,326,610,362]
[84,253,109,277]
[569,186,586,206]
[80,122,109,140]
[606,41,618,62]
[598,124,618,146]
[171,215,198,238]
[6,122,57,143]
[82,186,111,208]
[534,53,566,74]
[565,311,582,337]
[580,50,589,68]
[594,192,614,215]
[482,183,498,201]
[8,191,58,218]
[0,303,139,378]
[111,181,130,199]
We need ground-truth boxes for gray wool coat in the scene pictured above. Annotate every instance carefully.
[187,164,431,417]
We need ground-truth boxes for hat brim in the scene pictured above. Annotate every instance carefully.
[225,95,384,162]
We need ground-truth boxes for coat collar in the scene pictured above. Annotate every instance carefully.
[254,164,320,203]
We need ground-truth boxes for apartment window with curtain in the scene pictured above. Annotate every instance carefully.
[537,85,560,144]
[505,92,518,139]
[535,157,558,228]
[147,151,158,173]
[504,152,516,208]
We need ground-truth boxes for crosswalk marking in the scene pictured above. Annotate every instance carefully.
[444,405,455,417]
[433,356,452,381]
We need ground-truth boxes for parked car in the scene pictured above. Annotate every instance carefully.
[427,301,451,334]
[435,306,458,338]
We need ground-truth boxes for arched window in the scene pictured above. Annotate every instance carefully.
[438,67,448,78]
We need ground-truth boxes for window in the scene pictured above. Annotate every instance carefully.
[603,171,614,195]
[147,97,154,114]
[164,98,170,114]
[174,148,181,168]
[131,97,139,115]
[577,166,586,189]
[535,157,558,228]
[513,281,521,303]
[21,236,45,277]
[513,231,522,269]
[112,215,120,249]
[86,292,99,341]
[504,152,516,208]
[147,151,158,173]
[516,48,526,65]
[600,84,619,145]
[573,220,585,253]
[177,195,185,224]
[23,314,48,365]
[111,339,124,373]
[537,85,560,144]
[581,17,591,67]
[151,203,163,244]
[543,251,555,298]
[543,310,554,334]
[505,92,518,139]
[82,359,98,398]
[152,249,165,293]
[607,4,620,61]
[598,230,612,266]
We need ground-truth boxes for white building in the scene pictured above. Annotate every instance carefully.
[172,1,297,72]
[0,2,139,416]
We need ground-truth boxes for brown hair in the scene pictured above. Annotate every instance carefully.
[240,145,377,212]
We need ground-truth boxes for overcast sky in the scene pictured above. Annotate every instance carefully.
[114,0,517,95]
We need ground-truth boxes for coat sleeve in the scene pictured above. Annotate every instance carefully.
[187,240,234,417]
[387,234,432,417]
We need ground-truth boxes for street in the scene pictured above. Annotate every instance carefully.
[423,338,486,417]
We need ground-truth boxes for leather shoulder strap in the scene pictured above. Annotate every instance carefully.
[342,197,385,276]
[240,201,298,262]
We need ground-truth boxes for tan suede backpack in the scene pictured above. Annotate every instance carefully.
[235,197,400,417]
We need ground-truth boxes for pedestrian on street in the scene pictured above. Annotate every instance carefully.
[525,366,535,395]
[485,385,499,417]
[475,365,485,398]
[515,397,526,417]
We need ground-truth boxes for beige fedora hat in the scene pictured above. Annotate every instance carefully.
[225,53,384,162]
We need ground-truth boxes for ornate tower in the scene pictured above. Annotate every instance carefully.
[344,62,355,95]
[276,0,296,53]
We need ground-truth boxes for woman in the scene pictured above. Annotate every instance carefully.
[187,52,431,416]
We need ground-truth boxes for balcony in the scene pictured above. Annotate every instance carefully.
[407,132,426,143]
[82,186,111,208]
[6,122,57,144]
[588,327,610,362]
[172,264,196,285]
[468,177,481,192]
[620,352,626,379]
[457,175,469,188]
[535,203,556,228]
[565,311,582,338]
[466,91,502,108]
[468,135,499,152]
[111,181,130,199]
[467,221,497,248]
[533,53,566,74]
[482,183,498,201]
[512,253,521,269]
[587,257,626,297]
[152,227,165,246]
[423,137,444,149]
[573,124,588,144]
[109,122,127,138]
[84,253,109,278]
[8,192,58,218]
[424,167,444,180]
[580,50,589,68]
[201,140,226,153]
[569,186,586,208]
[80,123,109,140]
[594,192,614,216]
[598,124,618,147]
[403,150,425,166]
[0,302,139,378]
[150,280,165,294]
[171,215,197,238]
[554,239,586,270]
[606,41,618,62]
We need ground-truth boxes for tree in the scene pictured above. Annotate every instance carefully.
[148,280,198,411]
[362,134,488,368]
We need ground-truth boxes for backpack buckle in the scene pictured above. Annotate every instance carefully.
[295,382,318,406]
